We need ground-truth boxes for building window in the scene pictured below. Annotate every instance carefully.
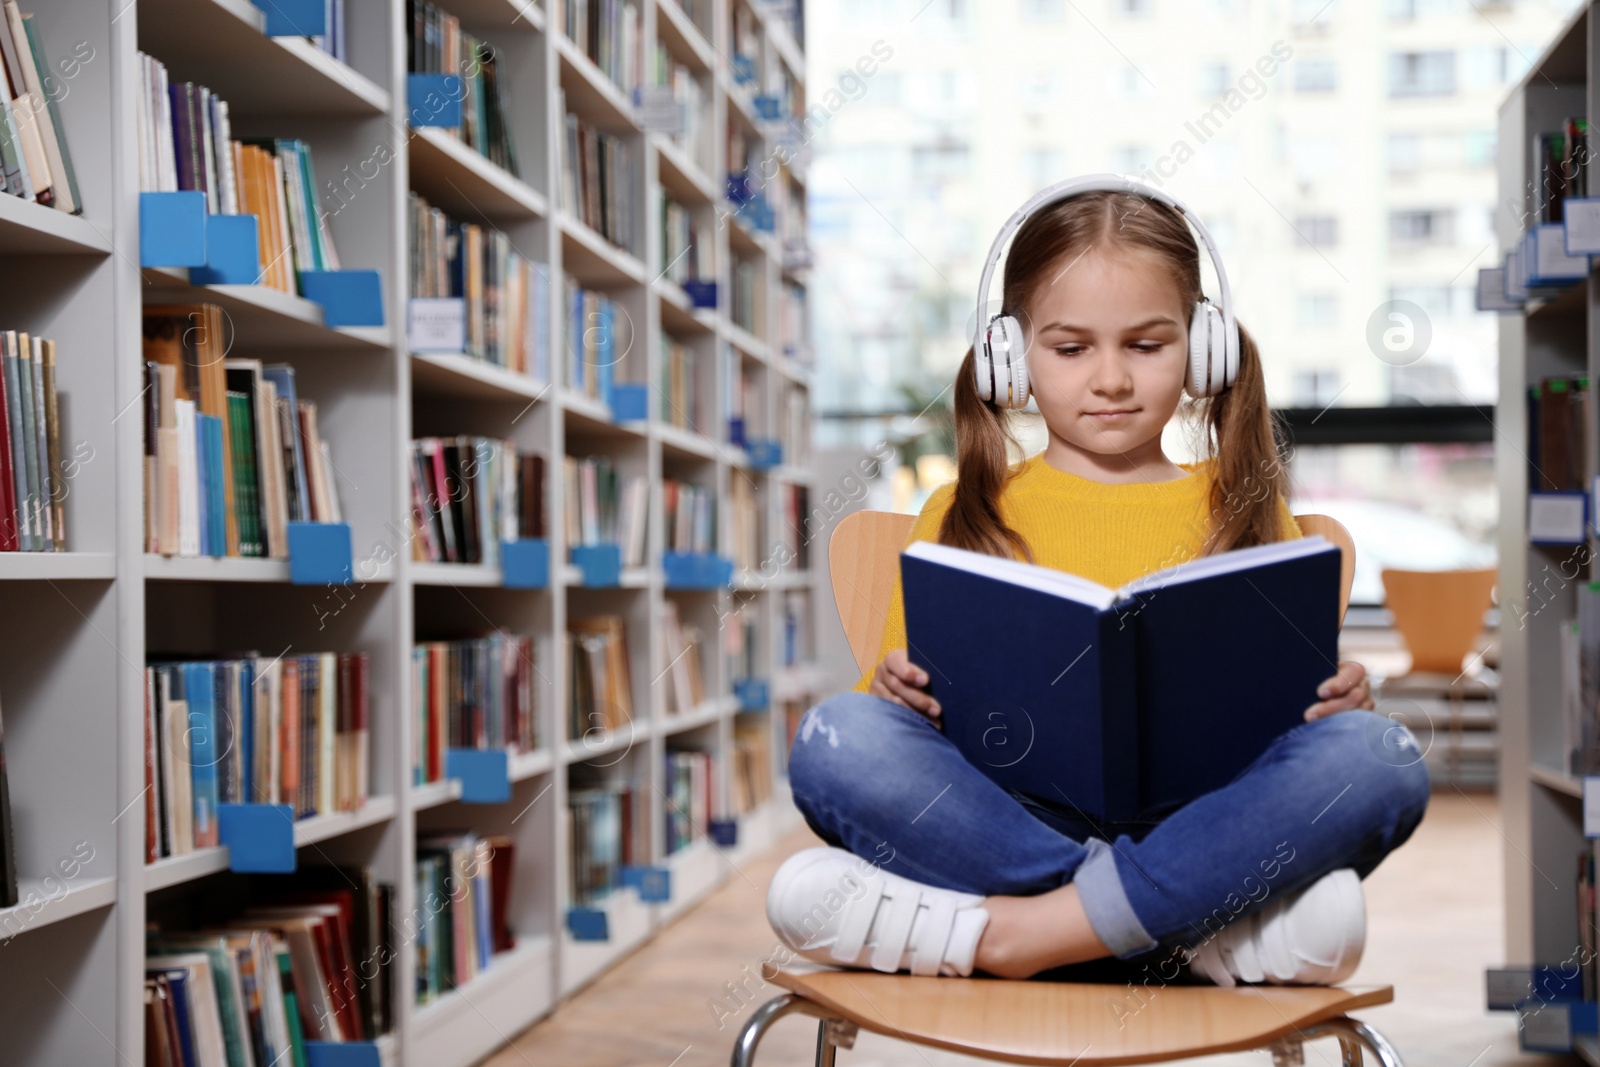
[1388,132,1422,172]
[1297,294,1339,328]
[1294,215,1339,248]
[1198,62,1231,97]
[1463,129,1496,167]
[1021,0,1065,19]
[1294,58,1338,92]
[1293,368,1342,406]
[1112,144,1154,174]
[1390,208,1455,244]
[1389,51,1456,96]
[1291,0,1332,31]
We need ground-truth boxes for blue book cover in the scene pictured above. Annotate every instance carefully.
[261,365,309,524]
[146,967,199,1067]
[900,535,1342,820]
[204,414,226,556]
[237,658,255,803]
[596,300,614,408]
[184,661,221,846]
[194,413,211,557]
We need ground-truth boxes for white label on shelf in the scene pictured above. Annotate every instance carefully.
[1584,777,1600,838]
[1476,267,1520,311]
[1537,223,1589,279]
[1519,1000,1574,1052]
[408,297,466,353]
[1567,198,1600,255]
[1507,247,1530,301]
[1530,493,1586,544]
[635,86,684,134]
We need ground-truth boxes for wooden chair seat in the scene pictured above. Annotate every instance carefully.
[766,968,1393,1066]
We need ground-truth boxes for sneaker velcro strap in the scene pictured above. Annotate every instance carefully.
[870,884,922,973]
[831,876,886,964]
[909,894,957,976]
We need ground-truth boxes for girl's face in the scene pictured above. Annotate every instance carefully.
[1021,245,1192,465]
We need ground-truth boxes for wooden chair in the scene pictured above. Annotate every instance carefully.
[731,510,1403,1067]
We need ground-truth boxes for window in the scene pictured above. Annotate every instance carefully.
[1198,62,1231,97]
[1294,215,1339,248]
[1389,51,1456,96]
[912,136,971,179]
[1293,368,1341,406]
[1022,0,1065,18]
[1291,0,1332,31]
[1289,136,1338,185]
[1461,44,1508,89]
[1390,284,1475,318]
[1294,58,1338,92]
[1297,294,1338,328]
[1388,132,1422,172]
[1464,129,1496,167]
[1112,144,1155,174]
[1021,68,1065,111]
[1113,66,1153,99]
[1390,208,1455,244]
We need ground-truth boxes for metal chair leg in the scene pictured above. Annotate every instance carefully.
[1299,1016,1406,1067]
[730,993,853,1067]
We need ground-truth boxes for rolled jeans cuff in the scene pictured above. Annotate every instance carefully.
[1074,836,1159,959]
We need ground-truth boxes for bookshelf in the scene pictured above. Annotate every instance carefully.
[0,0,812,1063]
[1494,0,1600,1036]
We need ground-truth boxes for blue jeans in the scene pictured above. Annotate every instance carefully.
[788,692,1430,977]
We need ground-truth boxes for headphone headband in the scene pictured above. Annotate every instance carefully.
[971,173,1236,379]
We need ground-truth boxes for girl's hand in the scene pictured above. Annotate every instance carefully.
[1304,660,1374,721]
[870,648,942,725]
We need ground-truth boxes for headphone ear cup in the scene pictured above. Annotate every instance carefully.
[977,315,1029,408]
[1186,300,1227,398]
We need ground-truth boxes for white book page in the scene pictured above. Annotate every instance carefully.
[1117,534,1332,599]
[903,541,1120,611]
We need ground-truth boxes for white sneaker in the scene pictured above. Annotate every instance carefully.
[1186,868,1365,987]
[766,847,991,977]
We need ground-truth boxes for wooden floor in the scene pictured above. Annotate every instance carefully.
[484,789,1539,1067]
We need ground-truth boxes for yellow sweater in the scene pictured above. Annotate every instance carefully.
[853,452,1303,692]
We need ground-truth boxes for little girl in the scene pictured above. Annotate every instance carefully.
[766,177,1432,987]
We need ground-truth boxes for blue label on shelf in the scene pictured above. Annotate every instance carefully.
[501,538,550,588]
[747,439,783,469]
[567,906,610,940]
[727,417,746,448]
[734,678,769,712]
[299,270,385,328]
[663,551,733,589]
[620,865,671,902]
[710,819,739,847]
[139,191,208,268]
[731,54,756,84]
[445,747,512,804]
[683,280,717,309]
[570,543,622,586]
[611,383,649,422]
[305,1042,383,1067]
[408,73,465,127]
[191,213,262,286]
[288,522,354,585]
[726,171,751,204]
[250,0,326,36]
[752,94,782,121]
[218,804,296,873]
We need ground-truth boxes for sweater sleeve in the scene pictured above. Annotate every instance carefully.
[850,483,957,694]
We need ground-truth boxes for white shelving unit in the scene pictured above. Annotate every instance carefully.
[0,0,814,1063]
[1495,1,1595,971]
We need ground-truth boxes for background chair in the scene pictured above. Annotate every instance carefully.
[733,509,1403,1067]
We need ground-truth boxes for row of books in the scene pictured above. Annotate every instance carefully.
[563,453,648,564]
[731,258,762,334]
[408,437,546,566]
[568,780,649,906]
[663,748,712,855]
[556,0,642,95]
[145,309,344,558]
[1532,118,1589,226]
[562,279,635,410]
[415,832,515,1004]
[661,196,712,288]
[780,280,809,357]
[411,634,539,786]
[569,614,634,740]
[0,330,61,551]
[729,359,762,446]
[407,0,520,176]
[660,600,706,716]
[559,91,638,253]
[729,475,758,571]
[143,653,371,861]
[780,590,806,667]
[1528,374,1589,493]
[660,334,708,433]
[137,55,343,293]
[0,2,79,214]
[650,43,713,174]
[779,484,810,570]
[730,715,773,816]
[145,867,392,1067]
[780,385,810,467]
[663,477,715,554]
[408,191,552,377]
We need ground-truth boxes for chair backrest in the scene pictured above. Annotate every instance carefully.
[1379,567,1497,675]
[829,509,1357,676]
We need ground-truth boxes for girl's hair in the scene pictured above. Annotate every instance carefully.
[938,189,1293,561]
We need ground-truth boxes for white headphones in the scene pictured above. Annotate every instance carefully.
[973,173,1240,409]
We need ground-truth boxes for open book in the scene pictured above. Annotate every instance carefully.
[900,535,1343,820]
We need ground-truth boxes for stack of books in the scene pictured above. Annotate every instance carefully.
[663,748,712,855]
[144,314,344,558]
[660,600,705,716]
[0,330,64,552]
[558,91,637,251]
[556,0,642,93]
[0,2,81,214]
[567,781,648,905]
[563,454,647,564]
[660,196,711,288]
[409,191,551,378]
[414,833,516,1002]
[562,278,634,409]
[406,0,519,175]
[411,634,539,785]
[731,258,761,334]
[731,716,773,815]
[143,653,370,861]
[649,43,711,171]
[658,334,705,432]
[408,438,545,566]
[567,614,634,738]
[662,477,715,554]
[729,476,758,572]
